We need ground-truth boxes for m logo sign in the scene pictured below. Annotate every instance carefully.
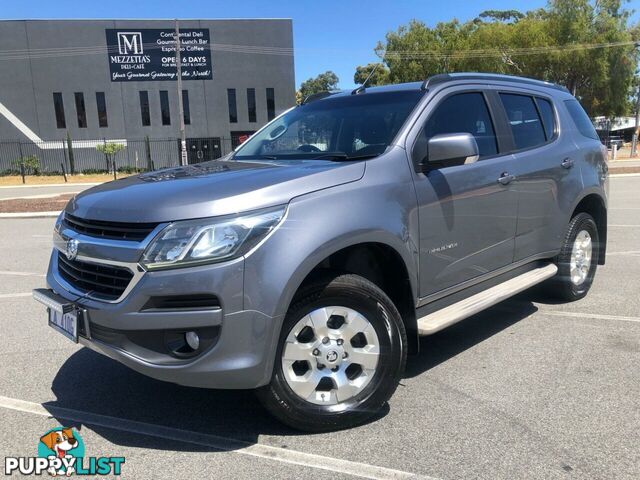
[106,28,212,82]
[117,32,143,55]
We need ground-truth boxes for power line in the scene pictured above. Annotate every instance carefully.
[379,40,639,59]
[0,39,635,62]
[0,42,295,61]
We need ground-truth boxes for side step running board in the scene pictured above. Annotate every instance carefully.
[417,263,558,336]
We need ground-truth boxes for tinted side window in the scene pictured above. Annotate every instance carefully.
[564,99,598,140]
[422,92,498,158]
[500,93,545,149]
[535,97,555,140]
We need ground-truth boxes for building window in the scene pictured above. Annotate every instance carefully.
[266,88,275,121]
[231,130,256,148]
[227,89,238,123]
[160,90,171,126]
[247,88,257,123]
[52,92,66,129]
[74,92,87,128]
[182,90,191,125]
[139,91,150,126]
[95,92,108,128]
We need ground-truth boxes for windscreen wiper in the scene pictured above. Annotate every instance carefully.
[312,152,350,161]
[314,152,381,161]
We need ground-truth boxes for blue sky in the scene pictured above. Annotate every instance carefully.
[3,1,638,89]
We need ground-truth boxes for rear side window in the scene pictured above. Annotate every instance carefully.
[499,93,546,149]
[564,99,598,140]
[535,97,555,140]
[422,92,498,157]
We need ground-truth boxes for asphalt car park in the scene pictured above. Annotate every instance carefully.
[0,174,638,479]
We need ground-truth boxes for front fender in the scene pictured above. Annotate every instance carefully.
[243,157,419,318]
[241,152,419,385]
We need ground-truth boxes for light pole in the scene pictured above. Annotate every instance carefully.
[175,19,187,166]
[632,80,640,157]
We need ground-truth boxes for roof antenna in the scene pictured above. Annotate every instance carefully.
[352,62,383,95]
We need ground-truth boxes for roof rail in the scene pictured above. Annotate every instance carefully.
[300,91,339,105]
[420,73,569,93]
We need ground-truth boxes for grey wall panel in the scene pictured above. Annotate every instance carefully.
[0,21,40,141]
[0,19,295,143]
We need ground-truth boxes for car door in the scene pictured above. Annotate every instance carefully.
[496,91,582,261]
[408,88,519,298]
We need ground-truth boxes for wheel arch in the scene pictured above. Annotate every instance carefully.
[570,191,607,265]
[278,238,419,355]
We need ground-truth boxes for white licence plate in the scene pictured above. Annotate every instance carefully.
[48,308,78,342]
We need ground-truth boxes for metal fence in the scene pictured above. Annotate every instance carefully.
[0,137,238,176]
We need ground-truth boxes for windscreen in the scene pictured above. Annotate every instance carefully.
[233,90,424,160]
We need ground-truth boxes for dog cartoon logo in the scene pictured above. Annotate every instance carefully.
[4,427,124,476]
[38,428,84,477]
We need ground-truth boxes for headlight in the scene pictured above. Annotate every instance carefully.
[141,206,285,270]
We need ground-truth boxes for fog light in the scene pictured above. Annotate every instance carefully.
[185,331,200,350]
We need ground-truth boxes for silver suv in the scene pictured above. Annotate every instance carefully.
[34,73,608,431]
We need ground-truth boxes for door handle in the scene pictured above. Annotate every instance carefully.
[561,158,574,169]
[497,172,515,185]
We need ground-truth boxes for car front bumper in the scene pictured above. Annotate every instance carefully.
[42,249,281,390]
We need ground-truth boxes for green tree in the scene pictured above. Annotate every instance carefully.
[353,63,391,86]
[297,71,339,103]
[13,155,40,175]
[364,0,639,116]
[542,0,638,116]
[96,142,125,171]
[478,10,525,23]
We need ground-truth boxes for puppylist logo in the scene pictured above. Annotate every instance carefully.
[4,427,125,476]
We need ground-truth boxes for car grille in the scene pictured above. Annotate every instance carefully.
[57,252,133,300]
[63,213,158,241]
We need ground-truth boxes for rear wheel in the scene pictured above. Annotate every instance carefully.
[257,273,407,432]
[548,212,599,301]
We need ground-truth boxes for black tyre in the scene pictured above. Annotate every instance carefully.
[548,212,599,301]
[257,273,407,432]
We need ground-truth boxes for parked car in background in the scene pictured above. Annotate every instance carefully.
[605,135,625,150]
[34,73,608,432]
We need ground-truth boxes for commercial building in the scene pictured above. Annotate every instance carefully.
[0,19,295,171]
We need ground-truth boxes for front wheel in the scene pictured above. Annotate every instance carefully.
[257,273,407,432]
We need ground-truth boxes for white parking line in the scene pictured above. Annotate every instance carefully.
[0,193,75,201]
[0,270,45,277]
[0,211,60,218]
[541,310,640,324]
[0,395,430,480]
[607,250,640,256]
[0,292,32,299]
[0,183,99,189]
[609,224,640,227]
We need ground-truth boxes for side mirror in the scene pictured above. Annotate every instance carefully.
[424,133,479,167]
